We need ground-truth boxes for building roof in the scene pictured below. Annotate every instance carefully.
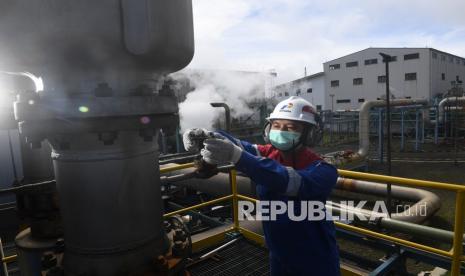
[323,47,465,64]
[274,72,324,89]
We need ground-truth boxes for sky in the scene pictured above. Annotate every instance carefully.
[188,0,465,85]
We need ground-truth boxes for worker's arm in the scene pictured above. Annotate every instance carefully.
[235,151,338,199]
[215,130,261,157]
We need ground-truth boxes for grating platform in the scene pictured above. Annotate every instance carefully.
[188,239,270,276]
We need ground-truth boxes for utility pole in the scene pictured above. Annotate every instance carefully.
[380,52,393,216]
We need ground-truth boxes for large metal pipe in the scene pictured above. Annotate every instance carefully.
[438,96,465,122]
[165,169,455,243]
[336,178,440,223]
[356,99,429,158]
[163,167,438,223]
[52,131,168,275]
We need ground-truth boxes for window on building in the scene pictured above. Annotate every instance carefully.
[456,58,461,64]
[404,53,420,60]
[463,60,465,66]
[330,80,339,87]
[405,96,412,99]
[336,99,351,103]
[296,89,301,96]
[358,98,365,103]
[346,61,358,67]
[353,78,363,85]
[278,93,282,97]
[316,105,322,111]
[441,55,446,61]
[378,75,386,83]
[449,56,453,63]
[405,72,417,81]
[390,56,397,62]
[432,52,438,59]
[364,58,378,65]
[441,73,445,80]
[284,92,289,96]
[329,64,340,70]
[307,88,313,93]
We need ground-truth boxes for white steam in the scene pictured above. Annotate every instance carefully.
[172,69,269,132]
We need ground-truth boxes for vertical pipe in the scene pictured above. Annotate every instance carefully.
[421,108,425,143]
[454,96,458,166]
[444,105,448,138]
[175,125,181,153]
[450,191,465,276]
[329,114,333,143]
[210,103,231,132]
[230,170,239,230]
[0,238,9,276]
[434,106,439,144]
[401,109,405,151]
[415,109,420,151]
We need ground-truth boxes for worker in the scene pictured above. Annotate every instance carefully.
[183,96,340,275]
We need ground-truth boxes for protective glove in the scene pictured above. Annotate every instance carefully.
[201,138,243,165]
[182,128,222,152]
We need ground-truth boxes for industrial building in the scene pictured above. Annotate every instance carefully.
[325,47,465,110]
[274,48,465,111]
[272,72,326,111]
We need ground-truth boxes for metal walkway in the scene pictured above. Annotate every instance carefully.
[188,239,269,276]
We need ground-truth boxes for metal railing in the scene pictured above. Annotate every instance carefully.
[2,163,464,275]
[160,163,465,275]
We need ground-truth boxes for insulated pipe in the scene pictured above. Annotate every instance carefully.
[336,178,441,223]
[356,99,429,159]
[324,204,463,244]
[438,96,465,122]
[165,169,454,243]
[163,167,438,223]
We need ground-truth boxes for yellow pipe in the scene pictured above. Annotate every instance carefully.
[159,162,195,174]
[334,222,452,258]
[230,170,239,230]
[163,195,233,217]
[450,191,465,276]
[338,170,465,191]
[2,254,17,263]
[237,194,258,203]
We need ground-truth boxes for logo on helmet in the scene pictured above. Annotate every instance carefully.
[302,105,315,114]
[280,103,294,112]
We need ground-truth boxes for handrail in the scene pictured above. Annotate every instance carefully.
[338,169,465,191]
[159,163,465,275]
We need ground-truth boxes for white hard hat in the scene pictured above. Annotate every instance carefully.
[267,96,317,125]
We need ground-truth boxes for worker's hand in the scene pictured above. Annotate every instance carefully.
[201,138,243,165]
[182,128,221,152]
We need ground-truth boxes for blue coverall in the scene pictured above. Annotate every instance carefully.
[218,131,340,276]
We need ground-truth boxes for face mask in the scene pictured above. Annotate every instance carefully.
[269,130,301,151]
